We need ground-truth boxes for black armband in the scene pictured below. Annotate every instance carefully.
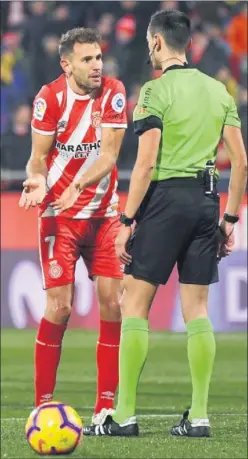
[134,116,163,136]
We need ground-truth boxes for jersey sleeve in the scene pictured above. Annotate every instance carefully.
[224,95,241,128]
[31,85,59,135]
[133,81,164,135]
[101,80,127,128]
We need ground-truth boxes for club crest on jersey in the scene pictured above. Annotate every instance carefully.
[33,98,47,121]
[48,261,63,279]
[111,93,125,113]
[92,111,102,128]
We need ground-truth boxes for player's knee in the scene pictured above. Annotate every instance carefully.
[99,294,121,321]
[46,288,73,324]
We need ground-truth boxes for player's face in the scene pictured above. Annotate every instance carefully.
[67,42,103,91]
[147,29,161,70]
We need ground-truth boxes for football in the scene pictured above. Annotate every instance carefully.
[25,401,83,455]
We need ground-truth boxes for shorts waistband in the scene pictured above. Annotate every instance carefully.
[151,177,216,188]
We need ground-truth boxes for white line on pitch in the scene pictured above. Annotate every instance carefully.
[1,413,246,422]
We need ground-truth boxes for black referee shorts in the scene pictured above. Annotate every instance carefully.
[125,178,220,285]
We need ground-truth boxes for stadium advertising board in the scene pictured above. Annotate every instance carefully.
[1,192,247,331]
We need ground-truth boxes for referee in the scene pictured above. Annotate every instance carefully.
[84,9,247,438]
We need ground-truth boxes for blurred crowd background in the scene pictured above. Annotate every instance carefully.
[1,0,247,190]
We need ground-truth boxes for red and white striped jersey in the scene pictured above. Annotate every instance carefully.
[31,74,127,219]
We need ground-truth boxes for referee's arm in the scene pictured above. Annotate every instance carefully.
[124,126,161,219]
[223,125,247,217]
[124,81,163,219]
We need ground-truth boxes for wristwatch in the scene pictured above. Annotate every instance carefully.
[120,213,134,226]
[223,212,239,224]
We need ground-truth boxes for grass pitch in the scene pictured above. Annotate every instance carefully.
[1,330,247,458]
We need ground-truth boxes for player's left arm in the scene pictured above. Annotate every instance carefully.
[52,126,125,211]
[77,80,127,190]
[76,126,125,190]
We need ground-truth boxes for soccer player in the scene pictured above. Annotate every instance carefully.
[84,10,247,437]
[19,28,128,425]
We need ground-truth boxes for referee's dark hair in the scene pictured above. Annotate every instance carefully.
[149,9,191,52]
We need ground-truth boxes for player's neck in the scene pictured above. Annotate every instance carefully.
[67,75,93,97]
[161,55,187,72]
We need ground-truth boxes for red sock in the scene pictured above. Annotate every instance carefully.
[94,320,121,414]
[35,317,67,407]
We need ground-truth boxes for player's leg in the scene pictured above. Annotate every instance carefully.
[93,276,122,419]
[82,217,123,423]
[35,285,74,406]
[35,217,79,407]
[83,274,157,437]
[171,194,219,437]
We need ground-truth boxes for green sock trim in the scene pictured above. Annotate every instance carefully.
[186,317,213,338]
[121,317,149,333]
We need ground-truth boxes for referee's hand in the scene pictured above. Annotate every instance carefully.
[115,226,132,265]
[217,220,235,262]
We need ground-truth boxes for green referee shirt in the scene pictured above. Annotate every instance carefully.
[133,65,241,181]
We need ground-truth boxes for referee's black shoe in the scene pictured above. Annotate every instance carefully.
[170,409,211,437]
[83,415,139,437]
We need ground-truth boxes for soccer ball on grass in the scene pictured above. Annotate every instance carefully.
[25,401,83,455]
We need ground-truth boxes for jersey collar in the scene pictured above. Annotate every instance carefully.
[66,76,91,100]
[163,63,189,74]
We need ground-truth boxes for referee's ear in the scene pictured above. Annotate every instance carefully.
[186,39,192,52]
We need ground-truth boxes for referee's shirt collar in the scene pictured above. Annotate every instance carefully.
[163,63,189,74]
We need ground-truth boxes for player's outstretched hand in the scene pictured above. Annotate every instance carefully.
[115,226,132,265]
[51,183,81,212]
[19,176,46,210]
[217,220,235,262]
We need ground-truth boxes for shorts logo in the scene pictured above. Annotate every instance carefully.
[92,111,102,128]
[111,93,125,113]
[49,261,63,279]
[33,98,47,121]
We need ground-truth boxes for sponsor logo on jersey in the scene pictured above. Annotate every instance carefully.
[92,111,102,128]
[48,261,63,279]
[33,98,47,121]
[111,93,125,113]
[55,140,101,159]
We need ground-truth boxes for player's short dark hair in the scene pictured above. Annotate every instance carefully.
[149,9,191,52]
[59,27,101,57]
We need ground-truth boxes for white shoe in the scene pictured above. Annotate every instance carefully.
[91,408,115,426]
